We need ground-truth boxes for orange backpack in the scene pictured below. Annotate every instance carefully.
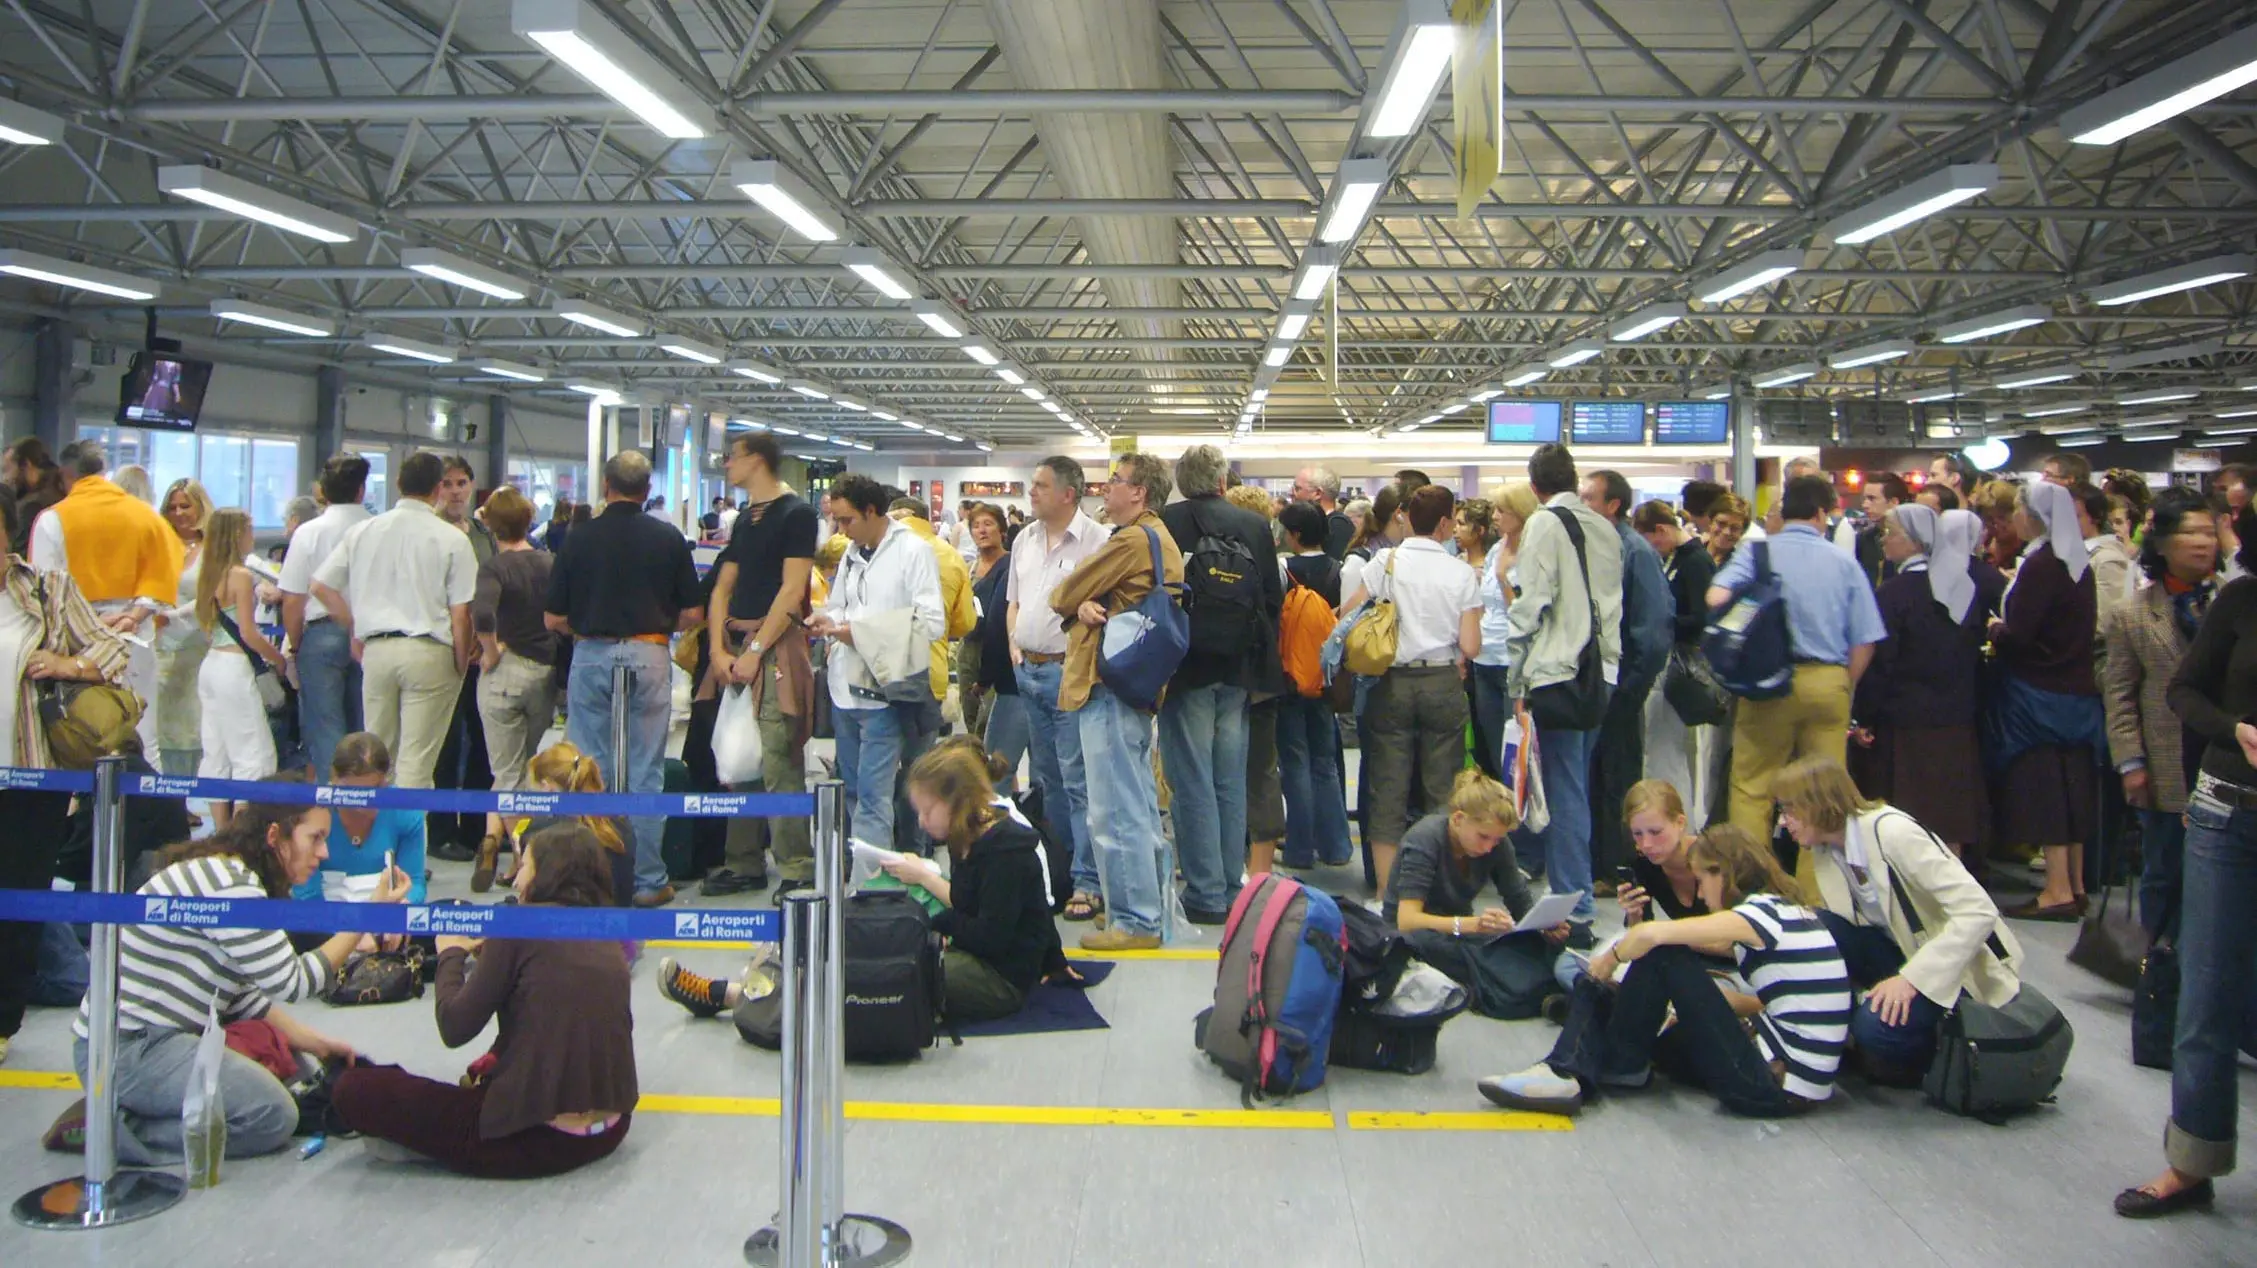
[1279,575,1335,698]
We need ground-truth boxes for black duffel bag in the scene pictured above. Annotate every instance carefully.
[734,890,954,1062]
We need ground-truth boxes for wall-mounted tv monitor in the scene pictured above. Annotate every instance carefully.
[116,353,213,430]
[1569,400,1647,445]
[1836,399,1915,444]
[1486,400,1564,445]
[1654,400,1730,445]
[1756,398,1835,444]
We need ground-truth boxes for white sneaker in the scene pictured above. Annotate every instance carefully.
[1476,1063,1584,1116]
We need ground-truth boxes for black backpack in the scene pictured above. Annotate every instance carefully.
[1335,898,1413,1008]
[733,889,954,1061]
[1327,897,1469,1075]
[1184,525,1265,661]
[1014,785,1074,916]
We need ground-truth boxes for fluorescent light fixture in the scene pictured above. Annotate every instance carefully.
[364,333,457,364]
[895,419,924,431]
[2241,378,2257,391]
[2021,400,2091,418]
[871,409,899,421]
[1824,165,1998,245]
[1264,344,1293,369]
[962,342,999,366]
[855,442,878,452]
[1319,158,1389,244]
[769,425,800,437]
[1470,388,1504,403]
[210,298,333,338]
[0,99,64,146]
[658,335,723,365]
[1991,370,2075,390]
[1936,304,2050,344]
[1292,246,1342,302]
[1249,389,1270,404]
[2207,421,2257,433]
[2116,387,2199,406]
[2106,339,2227,371]
[841,248,913,301]
[1366,0,1453,138]
[790,383,828,400]
[476,358,546,382]
[2089,254,2254,306]
[2122,430,2184,445]
[1752,362,1819,388]
[400,247,526,300]
[995,367,1025,386]
[0,248,157,300]
[1829,339,1914,370]
[158,165,356,243]
[731,159,837,242]
[729,359,782,384]
[2196,437,2254,448]
[2215,407,2257,420]
[1440,403,1469,415]
[1695,382,1733,401]
[1696,249,1804,304]
[2057,434,2108,448]
[1548,340,1604,369]
[1904,387,1962,404]
[513,0,708,138]
[912,303,964,339]
[2062,24,2257,146]
[1610,303,1687,343]
[1042,401,1069,415]
[555,299,644,338]
[1020,386,1046,402]
[2118,415,2185,431]
[2038,419,2098,434]
[1276,300,1315,342]
[937,432,964,443]
[730,418,768,431]
[836,398,868,412]
[1502,365,1548,388]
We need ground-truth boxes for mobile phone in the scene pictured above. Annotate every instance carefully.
[1614,865,1635,887]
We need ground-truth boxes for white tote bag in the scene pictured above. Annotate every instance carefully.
[713,685,766,786]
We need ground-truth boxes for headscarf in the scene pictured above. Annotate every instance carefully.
[2022,480,2090,583]
[1932,508,1981,624]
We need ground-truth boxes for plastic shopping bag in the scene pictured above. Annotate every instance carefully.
[1501,709,1550,835]
[182,995,227,1189]
[713,685,765,786]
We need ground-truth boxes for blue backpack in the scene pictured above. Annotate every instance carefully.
[1096,526,1189,711]
[1194,874,1346,1105]
[1702,539,1794,700]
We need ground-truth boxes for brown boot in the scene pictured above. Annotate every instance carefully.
[470,835,502,893]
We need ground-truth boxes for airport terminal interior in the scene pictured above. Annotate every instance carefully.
[0,0,2254,1264]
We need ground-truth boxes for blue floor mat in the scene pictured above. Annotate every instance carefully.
[953,959,1117,1037]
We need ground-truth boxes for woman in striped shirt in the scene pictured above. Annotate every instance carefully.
[69,800,408,1164]
[1478,823,1852,1118]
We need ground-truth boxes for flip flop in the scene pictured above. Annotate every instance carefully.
[1063,892,1103,922]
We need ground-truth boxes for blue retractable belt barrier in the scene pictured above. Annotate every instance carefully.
[0,769,814,818]
[0,887,779,943]
[0,767,96,794]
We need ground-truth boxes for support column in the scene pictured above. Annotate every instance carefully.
[585,397,604,505]
[1729,387,1756,497]
[485,394,511,493]
[312,365,347,468]
[32,319,76,451]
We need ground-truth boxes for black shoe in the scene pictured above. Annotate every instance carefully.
[428,840,477,863]
[1541,993,1571,1026]
[1563,922,1596,952]
[1184,906,1229,926]
[658,957,731,1019]
[771,879,812,903]
[2115,1179,2213,1219]
[699,869,767,897]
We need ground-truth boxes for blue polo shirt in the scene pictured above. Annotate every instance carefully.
[1712,522,1886,666]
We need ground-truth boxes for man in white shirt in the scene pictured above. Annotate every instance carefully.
[278,455,373,780]
[811,474,943,850]
[308,451,477,789]
[1004,455,1105,918]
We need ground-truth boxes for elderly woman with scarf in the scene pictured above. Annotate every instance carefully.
[1851,507,2006,860]
[1988,481,2105,920]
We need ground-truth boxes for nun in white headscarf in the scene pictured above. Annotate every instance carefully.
[1984,479,2105,921]
[1848,504,2000,853]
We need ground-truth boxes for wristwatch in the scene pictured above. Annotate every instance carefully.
[746,639,765,658]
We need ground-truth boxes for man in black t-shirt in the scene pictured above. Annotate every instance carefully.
[701,433,821,897]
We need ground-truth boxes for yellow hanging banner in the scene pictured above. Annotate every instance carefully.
[1109,433,1138,458]
[1452,0,1503,222]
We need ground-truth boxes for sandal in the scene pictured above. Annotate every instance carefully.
[1063,892,1103,922]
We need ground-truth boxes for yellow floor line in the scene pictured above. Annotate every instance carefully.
[0,1070,82,1091]
[1347,1110,1574,1132]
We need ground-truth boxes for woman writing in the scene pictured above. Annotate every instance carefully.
[472,487,561,892]
[333,824,635,1178]
[153,479,212,777]
[294,731,427,905]
[1634,500,1719,813]
[195,509,287,825]
[1469,483,1538,783]
[1385,769,1563,1018]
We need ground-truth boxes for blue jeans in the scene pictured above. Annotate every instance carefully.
[2169,788,2257,1179]
[1519,719,1602,920]
[1158,682,1250,915]
[1548,945,1801,1117]
[32,923,88,1006]
[2140,807,2186,940]
[1276,696,1352,867]
[833,702,907,851]
[1469,662,1511,781]
[1816,910,1947,1074]
[982,691,1031,783]
[1016,660,1096,897]
[76,1031,299,1166]
[564,641,672,897]
[296,618,362,780]
[1076,684,1167,937]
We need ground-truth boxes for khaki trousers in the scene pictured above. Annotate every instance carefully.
[361,637,463,789]
[1726,662,1851,877]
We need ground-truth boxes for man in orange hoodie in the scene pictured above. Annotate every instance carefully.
[30,442,185,757]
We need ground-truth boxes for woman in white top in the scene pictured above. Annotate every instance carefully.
[1470,482,1537,784]
[154,479,212,777]
[195,509,288,824]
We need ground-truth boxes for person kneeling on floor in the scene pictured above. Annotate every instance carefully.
[1478,824,1852,1118]
[332,825,637,1179]
[507,742,636,908]
[1385,768,1566,1019]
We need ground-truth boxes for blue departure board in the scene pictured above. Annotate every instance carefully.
[1653,400,1731,444]
[1570,400,1648,444]
[1486,400,1564,444]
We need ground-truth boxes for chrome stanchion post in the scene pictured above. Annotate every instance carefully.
[14,756,185,1230]
[745,892,824,1268]
[609,663,632,801]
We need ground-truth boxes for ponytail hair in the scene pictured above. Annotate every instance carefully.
[1445,767,1518,835]
[525,741,626,855]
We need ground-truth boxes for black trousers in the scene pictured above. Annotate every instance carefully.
[1549,945,1799,1118]
[1588,677,1653,880]
[0,788,73,1037]
[678,694,728,877]
[430,667,495,850]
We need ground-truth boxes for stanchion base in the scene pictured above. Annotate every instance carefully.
[744,1214,912,1267]
[12,1169,187,1230]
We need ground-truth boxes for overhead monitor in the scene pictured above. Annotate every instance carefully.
[1569,400,1647,445]
[116,352,213,430]
[1837,399,1916,444]
[1485,399,1564,445]
[1653,400,1730,445]
[1757,398,1834,444]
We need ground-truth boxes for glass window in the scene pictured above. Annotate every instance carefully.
[357,450,389,512]
[150,432,197,501]
[249,440,296,529]
[199,435,248,513]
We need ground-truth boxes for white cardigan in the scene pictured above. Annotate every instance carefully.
[1811,807,2024,1010]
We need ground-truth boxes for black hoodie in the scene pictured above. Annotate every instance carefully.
[935,813,1066,993]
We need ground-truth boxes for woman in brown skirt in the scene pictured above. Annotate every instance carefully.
[1851,506,2005,856]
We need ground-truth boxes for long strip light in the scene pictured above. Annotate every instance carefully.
[158,166,357,243]
[1502,365,1548,388]
[1829,340,1913,370]
[210,298,333,338]
[2020,400,2091,418]
[2057,434,2109,448]
[730,359,783,384]
[2107,339,2227,371]
[1696,249,1803,304]
[1319,158,1389,244]
[1276,300,1315,342]
[962,342,1000,366]
[1695,382,1733,401]
[1365,0,1453,138]
[555,299,644,338]
[513,0,707,138]
[1610,302,1686,342]
[1470,388,1503,402]
[842,248,913,301]
[2089,254,2254,306]
[2217,407,2257,420]
[566,382,622,405]
[1264,344,1293,369]
[913,303,964,339]
[0,248,158,300]
[365,333,457,364]
[2117,387,2199,406]
[1020,386,1046,402]
[2062,25,2257,146]
[401,247,527,300]
[1904,387,1962,404]
[1548,339,1604,369]
[0,99,64,146]
[732,159,838,242]
[1935,304,2050,344]
[1292,246,1342,302]
[1752,362,1819,388]
[790,382,829,400]
[1990,370,2075,390]
[658,335,722,365]
[476,358,546,382]
[995,366,1025,386]
[1823,165,1998,245]
[2195,436,2256,448]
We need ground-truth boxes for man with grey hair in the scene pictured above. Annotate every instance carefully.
[1161,445,1283,922]
[1008,454,1106,920]
[1293,464,1355,559]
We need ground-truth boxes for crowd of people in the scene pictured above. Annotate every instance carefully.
[0,426,2253,1218]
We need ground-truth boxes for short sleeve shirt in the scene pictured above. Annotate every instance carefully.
[721,493,820,623]
[1381,813,1522,925]
[1369,537,1481,664]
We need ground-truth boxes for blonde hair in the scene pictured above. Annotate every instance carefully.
[162,478,213,542]
[1487,480,1542,532]
[194,509,253,632]
[1446,767,1519,834]
[1224,484,1274,518]
[1769,756,1879,838]
[1686,823,1806,906]
[1621,779,1686,828]
[907,741,1005,859]
[526,742,626,854]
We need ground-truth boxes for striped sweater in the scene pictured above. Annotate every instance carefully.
[1732,895,1854,1102]
[75,855,333,1039]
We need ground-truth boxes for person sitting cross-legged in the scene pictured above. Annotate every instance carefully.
[1385,768,1567,1018]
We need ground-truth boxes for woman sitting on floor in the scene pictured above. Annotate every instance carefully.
[294,731,427,905]
[1549,779,1720,997]
[1478,824,1852,1119]
[1385,769,1566,1019]
[511,742,633,906]
[332,824,636,1179]
[1772,756,2023,1085]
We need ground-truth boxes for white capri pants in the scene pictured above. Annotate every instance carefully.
[197,650,276,781]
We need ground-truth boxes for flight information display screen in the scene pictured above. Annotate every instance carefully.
[1570,400,1647,444]
[1653,401,1730,444]
[1486,400,1564,444]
